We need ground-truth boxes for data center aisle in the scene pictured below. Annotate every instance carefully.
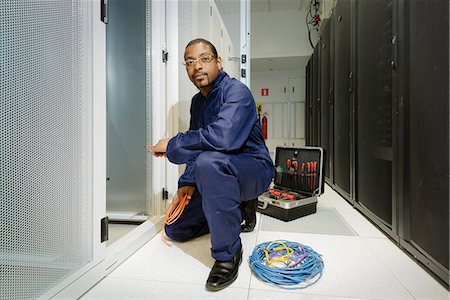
[81,185,449,300]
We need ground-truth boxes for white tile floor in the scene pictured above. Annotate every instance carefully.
[81,186,449,300]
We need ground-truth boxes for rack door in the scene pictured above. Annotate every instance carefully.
[333,0,351,196]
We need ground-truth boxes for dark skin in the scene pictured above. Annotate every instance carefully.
[151,42,223,201]
[184,42,222,96]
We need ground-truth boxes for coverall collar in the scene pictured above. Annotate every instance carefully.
[205,70,227,97]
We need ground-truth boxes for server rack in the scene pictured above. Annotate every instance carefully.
[398,0,449,284]
[328,15,335,185]
[311,46,320,146]
[305,0,449,284]
[319,20,331,179]
[332,0,352,198]
[305,59,312,146]
[354,0,395,232]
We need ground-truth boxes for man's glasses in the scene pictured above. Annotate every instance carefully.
[183,55,215,68]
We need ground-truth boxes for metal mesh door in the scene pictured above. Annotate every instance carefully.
[320,21,331,179]
[0,1,93,299]
[305,59,312,145]
[333,0,351,194]
[312,47,320,146]
[407,0,449,271]
[356,0,393,226]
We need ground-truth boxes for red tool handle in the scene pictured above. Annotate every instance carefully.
[313,161,317,189]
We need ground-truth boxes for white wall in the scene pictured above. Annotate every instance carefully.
[251,9,315,59]
[251,69,306,152]
[214,0,240,53]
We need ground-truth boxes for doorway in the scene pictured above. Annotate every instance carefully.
[106,0,150,244]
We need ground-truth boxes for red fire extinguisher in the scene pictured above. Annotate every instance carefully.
[262,113,268,140]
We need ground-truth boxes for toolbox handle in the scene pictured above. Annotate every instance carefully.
[257,198,269,210]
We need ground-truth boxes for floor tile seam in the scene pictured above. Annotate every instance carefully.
[257,229,358,238]
[256,229,363,239]
[328,205,360,237]
[247,286,399,300]
[326,199,388,240]
[325,193,384,238]
[106,273,251,291]
[333,208,378,231]
[364,237,450,297]
[258,209,359,237]
[246,226,263,300]
[359,237,418,300]
[108,256,254,285]
[322,189,354,212]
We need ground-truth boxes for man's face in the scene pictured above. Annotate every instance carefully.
[184,42,222,94]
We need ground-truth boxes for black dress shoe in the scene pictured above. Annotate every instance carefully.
[241,198,257,232]
[205,246,243,291]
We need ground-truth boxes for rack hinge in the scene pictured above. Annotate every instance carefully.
[162,49,169,63]
[100,217,109,243]
[100,0,108,24]
[162,188,169,200]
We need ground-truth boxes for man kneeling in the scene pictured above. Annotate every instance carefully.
[152,38,274,291]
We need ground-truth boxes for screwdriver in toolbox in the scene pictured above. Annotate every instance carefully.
[306,162,311,190]
[301,162,305,191]
[312,161,317,190]
[293,160,299,188]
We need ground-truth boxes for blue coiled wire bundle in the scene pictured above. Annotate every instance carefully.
[249,240,324,289]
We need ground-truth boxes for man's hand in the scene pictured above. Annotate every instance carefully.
[177,186,195,205]
[148,138,169,157]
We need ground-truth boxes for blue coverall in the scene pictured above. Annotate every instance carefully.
[165,71,275,261]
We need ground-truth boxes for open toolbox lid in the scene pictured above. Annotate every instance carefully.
[273,146,325,197]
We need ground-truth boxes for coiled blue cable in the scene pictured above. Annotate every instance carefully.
[249,240,324,289]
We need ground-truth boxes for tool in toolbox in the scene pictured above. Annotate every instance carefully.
[286,152,299,187]
[258,147,325,222]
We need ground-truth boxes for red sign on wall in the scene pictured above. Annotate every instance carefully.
[261,88,269,96]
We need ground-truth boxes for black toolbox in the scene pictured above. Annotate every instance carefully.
[257,147,325,221]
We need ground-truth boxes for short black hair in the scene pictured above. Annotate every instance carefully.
[185,38,218,58]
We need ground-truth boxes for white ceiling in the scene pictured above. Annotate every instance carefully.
[251,0,310,14]
[251,56,310,73]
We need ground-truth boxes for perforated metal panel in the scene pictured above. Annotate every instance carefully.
[305,59,312,145]
[0,1,93,299]
[356,0,393,226]
[311,47,320,146]
[333,0,351,194]
[260,208,356,236]
[320,21,331,179]
[407,0,449,271]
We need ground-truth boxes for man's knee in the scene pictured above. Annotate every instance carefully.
[194,152,235,178]
[164,225,190,242]
[165,222,209,242]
